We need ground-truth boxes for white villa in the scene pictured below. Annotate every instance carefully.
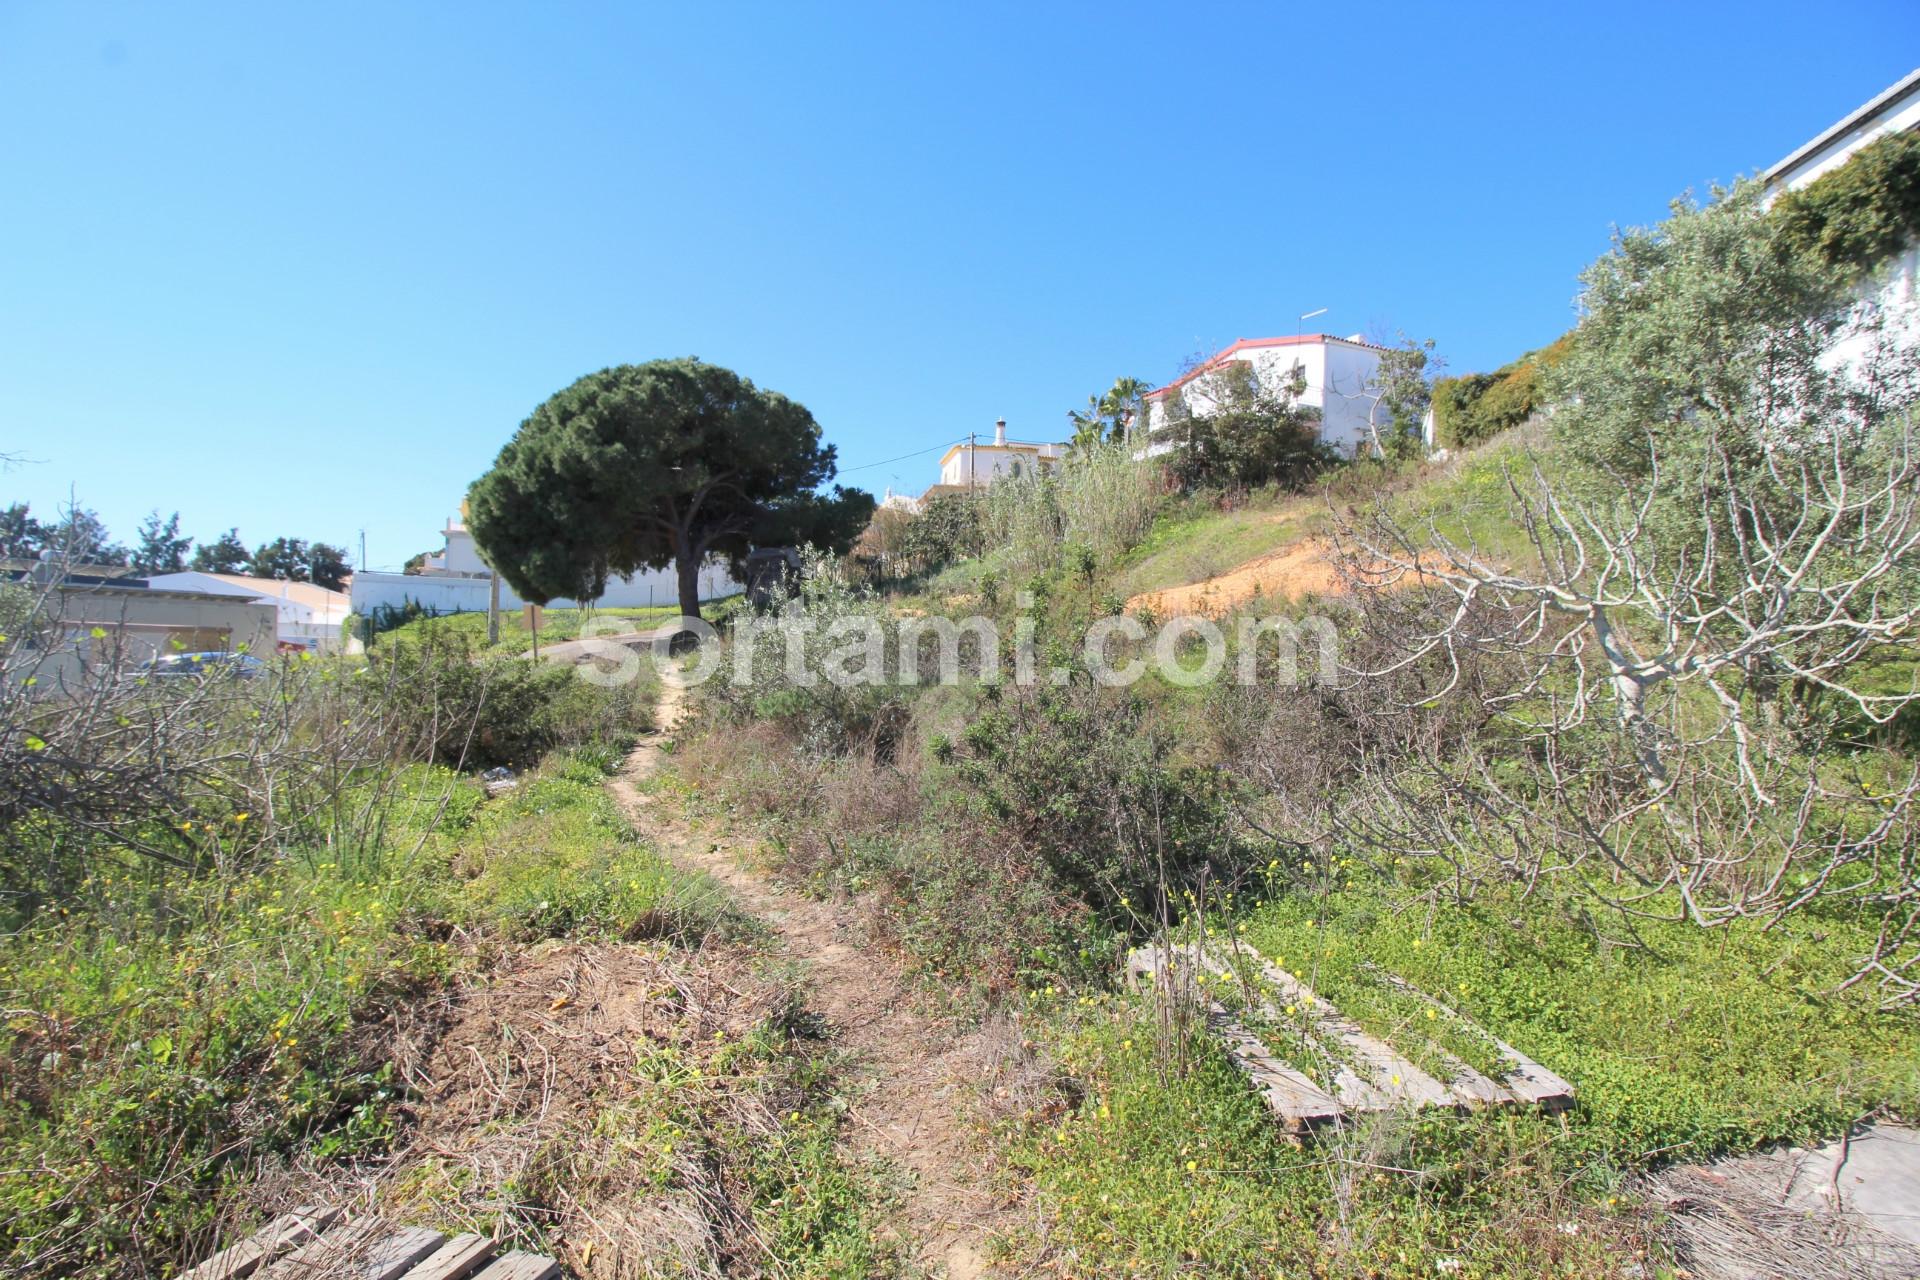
[1764,68,1920,361]
[927,419,1065,495]
[1139,333,1398,456]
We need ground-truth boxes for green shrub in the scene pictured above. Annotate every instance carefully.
[370,632,655,769]
[980,440,1163,577]
[1156,363,1337,491]
[956,683,1252,912]
[1431,335,1571,449]
[1775,129,1920,274]
[900,492,986,573]
[708,549,913,757]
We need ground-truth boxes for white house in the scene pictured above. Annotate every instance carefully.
[1763,68,1920,361]
[351,513,742,620]
[1764,68,1920,195]
[930,419,1066,493]
[143,571,355,654]
[1140,333,1396,456]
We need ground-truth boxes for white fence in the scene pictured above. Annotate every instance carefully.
[350,560,740,621]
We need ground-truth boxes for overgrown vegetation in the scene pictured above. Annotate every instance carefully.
[0,568,902,1278]
[1430,335,1571,449]
[1774,128,1920,273]
[0,746,731,1277]
[668,141,1920,1277]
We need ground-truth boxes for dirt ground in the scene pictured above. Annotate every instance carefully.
[373,938,791,1277]
[606,682,1024,1279]
[1124,536,1348,618]
[1652,1124,1920,1280]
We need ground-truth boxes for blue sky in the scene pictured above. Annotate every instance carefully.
[2,3,1916,570]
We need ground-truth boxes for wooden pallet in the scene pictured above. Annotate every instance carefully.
[178,1209,561,1280]
[1126,942,1573,1129]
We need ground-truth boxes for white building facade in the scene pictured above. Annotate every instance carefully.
[1140,334,1395,456]
[934,419,1065,489]
[143,572,356,654]
[352,516,741,620]
[1763,68,1920,363]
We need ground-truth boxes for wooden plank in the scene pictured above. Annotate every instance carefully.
[261,1222,447,1280]
[1370,969,1575,1110]
[469,1253,563,1280]
[1200,944,1456,1112]
[178,1207,343,1280]
[261,1220,384,1280]
[359,1226,448,1280]
[1206,1007,1346,1130]
[1437,1057,1516,1108]
[1127,947,1344,1129]
[402,1234,495,1280]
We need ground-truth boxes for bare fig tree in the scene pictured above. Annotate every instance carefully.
[1330,185,1920,1005]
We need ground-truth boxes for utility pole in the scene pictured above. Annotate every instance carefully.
[358,529,367,572]
[968,432,976,490]
[487,570,500,646]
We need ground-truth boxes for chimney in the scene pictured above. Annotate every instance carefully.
[994,417,1007,446]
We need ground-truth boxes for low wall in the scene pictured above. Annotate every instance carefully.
[351,561,740,619]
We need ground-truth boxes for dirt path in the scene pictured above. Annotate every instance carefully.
[607,683,1011,1278]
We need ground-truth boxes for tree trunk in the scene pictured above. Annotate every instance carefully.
[675,549,702,621]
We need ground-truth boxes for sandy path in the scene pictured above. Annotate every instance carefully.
[607,683,1009,1278]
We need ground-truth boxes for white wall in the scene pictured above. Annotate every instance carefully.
[352,558,741,620]
[1142,339,1386,456]
[1320,342,1389,454]
[423,523,492,576]
[1764,74,1920,381]
[938,444,1058,486]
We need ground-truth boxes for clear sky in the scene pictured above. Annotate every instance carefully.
[2,3,1916,570]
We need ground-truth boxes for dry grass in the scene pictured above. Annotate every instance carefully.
[1653,1149,1920,1280]
[371,941,810,1278]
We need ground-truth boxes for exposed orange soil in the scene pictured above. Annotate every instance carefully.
[1125,537,1349,618]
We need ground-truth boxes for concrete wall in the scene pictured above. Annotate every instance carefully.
[352,558,741,620]
[18,586,279,690]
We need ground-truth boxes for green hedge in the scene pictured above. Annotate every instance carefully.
[1774,129,1920,274]
[1430,334,1572,449]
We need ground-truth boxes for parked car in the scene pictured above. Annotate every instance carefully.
[138,651,268,679]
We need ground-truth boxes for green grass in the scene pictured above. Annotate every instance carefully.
[0,750,727,1279]
[1384,430,1564,571]
[376,597,743,655]
[1108,493,1324,601]
[1002,997,1655,1279]
[1234,876,1920,1162]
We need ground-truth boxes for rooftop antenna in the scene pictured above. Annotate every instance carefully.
[1298,307,1329,340]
